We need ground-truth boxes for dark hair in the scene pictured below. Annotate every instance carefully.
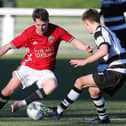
[32,8,49,21]
[82,8,100,23]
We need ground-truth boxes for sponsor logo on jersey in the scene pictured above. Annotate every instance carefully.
[33,41,38,45]
[48,36,54,43]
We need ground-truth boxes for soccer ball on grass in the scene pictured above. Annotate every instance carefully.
[27,101,44,120]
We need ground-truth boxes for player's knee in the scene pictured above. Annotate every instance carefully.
[45,84,56,95]
[1,88,12,96]
[49,82,57,91]
[88,87,100,97]
[43,81,57,95]
[74,78,83,89]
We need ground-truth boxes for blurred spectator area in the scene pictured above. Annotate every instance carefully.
[0,0,16,7]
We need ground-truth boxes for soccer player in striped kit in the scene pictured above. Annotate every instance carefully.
[50,8,126,124]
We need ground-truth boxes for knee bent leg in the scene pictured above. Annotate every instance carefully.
[88,87,101,97]
[74,78,83,89]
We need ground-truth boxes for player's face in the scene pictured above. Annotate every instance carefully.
[34,18,48,35]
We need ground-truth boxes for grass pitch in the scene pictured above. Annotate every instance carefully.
[1,54,126,126]
[0,100,126,126]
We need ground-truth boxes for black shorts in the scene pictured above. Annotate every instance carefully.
[93,70,126,96]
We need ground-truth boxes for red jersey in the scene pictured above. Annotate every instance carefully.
[11,23,73,70]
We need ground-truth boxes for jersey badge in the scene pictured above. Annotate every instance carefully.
[48,36,54,43]
[33,41,38,45]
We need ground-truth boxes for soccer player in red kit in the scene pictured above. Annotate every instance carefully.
[0,8,93,112]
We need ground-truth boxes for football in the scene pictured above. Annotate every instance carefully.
[26,101,44,120]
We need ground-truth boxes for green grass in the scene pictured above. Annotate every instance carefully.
[17,0,100,8]
[0,100,126,126]
[1,54,126,125]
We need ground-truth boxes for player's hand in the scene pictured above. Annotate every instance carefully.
[86,46,93,54]
[69,59,87,67]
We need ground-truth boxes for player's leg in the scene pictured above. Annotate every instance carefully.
[88,87,110,124]
[0,73,22,109]
[11,78,57,112]
[51,74,96,120]
[11,70,57,112]
[85,70,126,124]
[50,73,110,123]
[25,78,57,104]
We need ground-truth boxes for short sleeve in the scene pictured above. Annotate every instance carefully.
[59,27,74,42]
[11,30,28,49]
[94,27,111,48]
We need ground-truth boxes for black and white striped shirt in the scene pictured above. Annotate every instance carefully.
[95,25,126,74]
[100,0,126,47]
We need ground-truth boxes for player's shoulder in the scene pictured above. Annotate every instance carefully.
[24,25,35,34]
[49,23,66,32]
[95,25,109,35]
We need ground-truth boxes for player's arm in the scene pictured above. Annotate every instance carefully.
[70,38,93,54]
[0,42,13,56]
[70,44,108,67]
[0,29,28,57]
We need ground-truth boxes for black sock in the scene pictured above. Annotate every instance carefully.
[0,93,9,109]
[25,88,46,105]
